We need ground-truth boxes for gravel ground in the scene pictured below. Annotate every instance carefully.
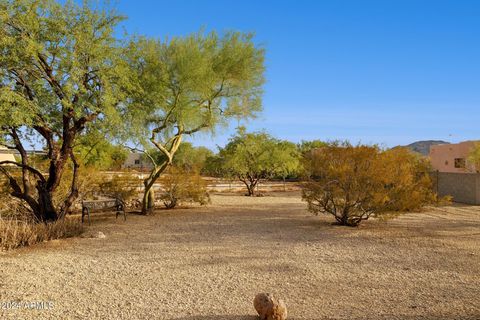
[1,192,479,320]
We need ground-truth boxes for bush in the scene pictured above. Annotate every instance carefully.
[380,147,437,211]
[0,217,83,251]
[1,171,85,250]
[301,143,437,227]
[159,166,210,209]
[53,165,104,208]
[96,174,139,203]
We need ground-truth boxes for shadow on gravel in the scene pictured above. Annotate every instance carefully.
[172,316,304,320]
[172,316,257,320]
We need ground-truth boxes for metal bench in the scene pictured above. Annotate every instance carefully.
[81,198,126,225]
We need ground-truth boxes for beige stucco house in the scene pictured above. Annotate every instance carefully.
[122,152,154,171]
[0,146,16,164]
[429,141,478,173]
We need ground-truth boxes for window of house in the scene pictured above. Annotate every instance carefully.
[454,158,466,169]
[134,159,140,165]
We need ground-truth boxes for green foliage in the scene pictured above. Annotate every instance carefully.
[123,30,265,213]
[55,165,137,202]
[125,31,265,144]
[297,139,327,154]
[54,165,101,205]
[96,174,138,202]
[150,142,213,172]
[0,0,129,133]
[302,143,437,226]
[203,154,225,177]
[173,143,213,172]
[76,131,128,171]
[216,129,300,195]
[274,140,301,179]
[159,166,210,209]
[0,0,131,220]
[0,87,37,129]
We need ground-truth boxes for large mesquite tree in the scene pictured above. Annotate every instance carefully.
[126,32,265,214]
[0,0,128,221]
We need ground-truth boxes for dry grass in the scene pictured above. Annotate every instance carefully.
[0,216,83,251]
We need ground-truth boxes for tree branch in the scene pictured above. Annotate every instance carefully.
[0,161,46,183]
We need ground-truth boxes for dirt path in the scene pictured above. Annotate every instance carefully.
[1,193,479,319]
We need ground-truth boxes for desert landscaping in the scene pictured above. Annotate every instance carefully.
[1,193,479,320]
[1,1,480,319]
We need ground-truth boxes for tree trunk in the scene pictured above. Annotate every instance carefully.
[164,197,177,209]
[36,184,58,222]
[246,184,254,196]
[142,185,155,214]
[141,162,169,215]
[59,151,80,218]
[242,178,258,196]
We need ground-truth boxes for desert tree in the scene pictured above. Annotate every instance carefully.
[172,143,213,173]
[203,153,225,178]
[217,129,299,196]
[302,143,436,226]
[149,142,214,173]
[125,32,265,214]
[297,139,327,154]
[0,0,129,221]
[273,140,300,189]
[76,130,129,171]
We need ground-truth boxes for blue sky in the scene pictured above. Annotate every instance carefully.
[115,0,480,149]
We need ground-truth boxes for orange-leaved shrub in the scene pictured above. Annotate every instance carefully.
[159,166,210,209]
[301,143,439,226]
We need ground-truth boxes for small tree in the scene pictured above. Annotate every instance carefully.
[0,0,128,221]
[297,139,327,155]
[159,166,210,209]
[150,142,213,173]
[302,143,436,227]
[125,32,265,214]
[76,130,128,171]
[203,154,226,177]
[173,143,213,172]
[273,140,300,188]
[218,130,300,196]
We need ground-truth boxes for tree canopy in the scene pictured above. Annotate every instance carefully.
[148,142,213,173]
[215,129,300,196]
[0,0,129,221]
[76,130,128,171]
[124,32,265,213]
[297,139,327,154]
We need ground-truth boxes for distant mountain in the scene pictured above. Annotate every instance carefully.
[401,140,450,156]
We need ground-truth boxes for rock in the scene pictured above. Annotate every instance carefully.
[93,231,106,239]
[253,293,287,320]
[81,231,106,239]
